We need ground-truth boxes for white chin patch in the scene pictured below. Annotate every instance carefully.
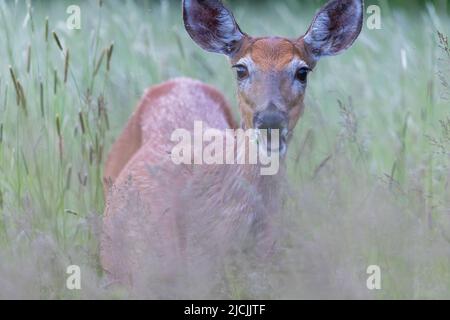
[256,129,287,157]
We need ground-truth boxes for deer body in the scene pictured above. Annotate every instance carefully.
[103,78,236,186]
[101,0,363,287]
[101,78,244,281]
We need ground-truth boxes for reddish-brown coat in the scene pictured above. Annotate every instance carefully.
[101,78,248,283]
[103,78,236,189]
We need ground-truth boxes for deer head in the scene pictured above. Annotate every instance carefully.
[183,0,363,156]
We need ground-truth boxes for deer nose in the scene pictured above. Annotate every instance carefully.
[253,110,288,132]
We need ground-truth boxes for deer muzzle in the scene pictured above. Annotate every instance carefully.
[253,109,289,156]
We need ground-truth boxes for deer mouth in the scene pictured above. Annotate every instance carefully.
[255,128,288,157]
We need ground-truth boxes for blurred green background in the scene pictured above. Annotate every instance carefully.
[0,0,449,299]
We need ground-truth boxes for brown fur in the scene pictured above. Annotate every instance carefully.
[103,78,236,194]
[101,77,283,285]
[101,78,244,283]
[251,38,295,71]
[232,37,316,69]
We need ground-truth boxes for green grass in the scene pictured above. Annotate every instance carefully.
[0,0,449,299]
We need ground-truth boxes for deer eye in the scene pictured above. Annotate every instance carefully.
[295,67,311,83]
[232,64,249,81]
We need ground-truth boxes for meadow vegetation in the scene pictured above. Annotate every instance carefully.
[0,0,449,298]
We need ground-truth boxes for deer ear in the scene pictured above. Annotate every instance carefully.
[183,0,246,57]
[303,0,364,60]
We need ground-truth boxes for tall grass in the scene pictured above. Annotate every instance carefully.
[0,0,449,299]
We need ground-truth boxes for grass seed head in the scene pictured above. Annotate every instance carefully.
[52,31,63,51]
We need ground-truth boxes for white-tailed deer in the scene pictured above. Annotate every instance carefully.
[101,0,363,288]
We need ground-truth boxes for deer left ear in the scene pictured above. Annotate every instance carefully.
[302,0,364,60]
[183,0,246,57]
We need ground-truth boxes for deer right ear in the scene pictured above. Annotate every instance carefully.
[302,0,364,60]
[183,0,246,57]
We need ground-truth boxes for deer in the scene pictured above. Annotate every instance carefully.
[101,0,364,290]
